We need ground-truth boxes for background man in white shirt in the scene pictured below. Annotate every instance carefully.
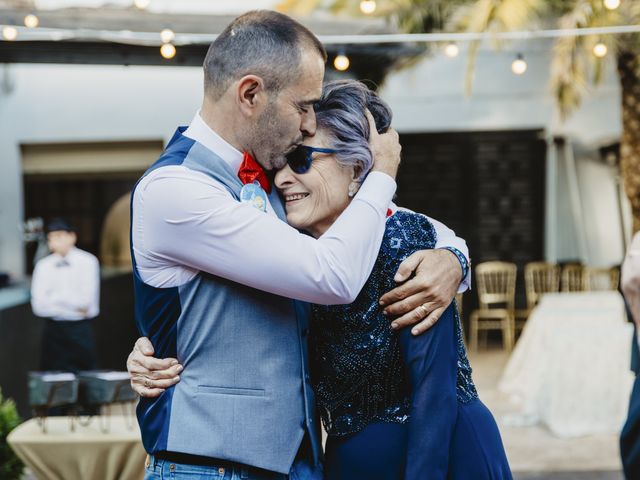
[31,218,100,373]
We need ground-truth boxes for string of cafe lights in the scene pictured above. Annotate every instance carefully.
[0,0,632,70]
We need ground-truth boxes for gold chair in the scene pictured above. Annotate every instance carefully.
[524,261,560,306]
[515,262,560,332]
[582,267,620,291]
[469,261,517,352]
[561,264,584,292]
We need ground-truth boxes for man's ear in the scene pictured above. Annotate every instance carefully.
[236,75,266,117]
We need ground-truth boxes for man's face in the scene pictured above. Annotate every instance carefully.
[251,51,325,171]
[47,230,76,256]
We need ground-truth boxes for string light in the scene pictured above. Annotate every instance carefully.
[511,54,527,75]
[160,28,175,43]
[24,14,39,29]
[160,43,176,59]
[593,42,608,57]
[603,0,621,10]
[134,0,150,9]
[444,42,459,58]
[359,0,377,15]
[334,53,350,71]
[2,26,18,41]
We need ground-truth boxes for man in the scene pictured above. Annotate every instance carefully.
[31,218,100,373]
[621,232,640,478]
[130,10,470,480]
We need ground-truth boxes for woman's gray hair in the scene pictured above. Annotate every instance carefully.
[315,80,393,182]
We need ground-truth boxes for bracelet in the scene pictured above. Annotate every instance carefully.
[440,247,469,281]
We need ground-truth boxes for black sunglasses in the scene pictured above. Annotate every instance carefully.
[286,145,341,174]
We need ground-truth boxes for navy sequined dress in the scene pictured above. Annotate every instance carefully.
[310,211,512,480]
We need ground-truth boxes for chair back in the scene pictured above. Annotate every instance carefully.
[583,267,620,291]
[475,261,517,310]
[524,262,560,309]
[561,264,583,292]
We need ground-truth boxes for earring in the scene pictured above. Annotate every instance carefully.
[348,182,361,198]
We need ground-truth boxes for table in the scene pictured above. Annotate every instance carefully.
[8,415,146,480]
[498,291,635,437]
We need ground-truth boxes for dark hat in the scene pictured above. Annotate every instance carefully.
[46,218,76,233]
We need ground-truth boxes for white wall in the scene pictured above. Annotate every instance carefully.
[0,63,203,279]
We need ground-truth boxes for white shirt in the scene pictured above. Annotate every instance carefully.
[132,112,470,304]
[31,247,100,321]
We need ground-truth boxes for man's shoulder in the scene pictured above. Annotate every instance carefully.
[72,248,99,265]
[34,253,57,268]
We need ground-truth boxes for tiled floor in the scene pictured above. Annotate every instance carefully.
[470,349,625,477]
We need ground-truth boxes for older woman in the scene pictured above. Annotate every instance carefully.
[275,80,511,479]
[129,80,512,479]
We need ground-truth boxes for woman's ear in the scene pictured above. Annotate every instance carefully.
[348,181,361,198]
[236,75,266,116]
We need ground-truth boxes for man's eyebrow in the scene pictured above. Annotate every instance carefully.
[300,98,321,106]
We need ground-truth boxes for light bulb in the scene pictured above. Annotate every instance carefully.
[134,0,150,9]
[360,0,377,14]
[2,26,18,41]
[334,54,350,71]
[24,14,39,28]
[160,43,176,59]
[511,54,527,75]
[444,43,459,58]
[593,43,608,57]
[160,28,175,43]
[603,0,620,10]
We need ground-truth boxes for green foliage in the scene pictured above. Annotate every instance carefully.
[0,390,24,480]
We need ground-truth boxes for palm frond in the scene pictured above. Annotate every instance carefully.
[549,0,623,118]
[276,0,324,16]
[449,0,546,94]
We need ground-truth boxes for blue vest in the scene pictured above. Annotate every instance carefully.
[130,128,321,474]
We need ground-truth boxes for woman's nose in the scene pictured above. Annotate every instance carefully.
[274,163,296,190]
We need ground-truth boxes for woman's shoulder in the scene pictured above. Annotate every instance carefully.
[383,208,438,253]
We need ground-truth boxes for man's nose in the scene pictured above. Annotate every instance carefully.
[301,110,316,137]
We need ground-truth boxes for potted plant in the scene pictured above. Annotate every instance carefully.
[0,389,23,479]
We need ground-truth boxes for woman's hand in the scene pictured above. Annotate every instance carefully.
[379,249,462,335]
[127,337,183,397]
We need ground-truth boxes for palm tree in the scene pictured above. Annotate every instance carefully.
[279,0,640,231]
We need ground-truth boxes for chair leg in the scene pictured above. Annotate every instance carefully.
[503,315,514,351]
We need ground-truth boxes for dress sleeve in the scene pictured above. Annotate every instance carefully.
[399,303,458,480]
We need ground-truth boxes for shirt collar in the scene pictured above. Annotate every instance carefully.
[183,110,244,174]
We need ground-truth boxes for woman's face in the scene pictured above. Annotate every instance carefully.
[274,128,355,238]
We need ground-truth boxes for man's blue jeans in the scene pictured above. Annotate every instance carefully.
[144,456,322,480]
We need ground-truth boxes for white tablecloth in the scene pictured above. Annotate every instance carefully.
[499,291,635,437]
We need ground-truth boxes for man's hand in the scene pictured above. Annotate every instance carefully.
[127,337,183,397]
[367,110,401,179]
[379,249,462,336]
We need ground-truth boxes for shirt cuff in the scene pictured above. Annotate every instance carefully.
[355,171,397,212]
[439,246,470,290]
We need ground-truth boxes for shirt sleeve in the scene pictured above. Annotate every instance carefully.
[399,304,458,479]
[134,167,396,305]
[429,217,471,293]
[30,262,65,318]
[395,206,471,293]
